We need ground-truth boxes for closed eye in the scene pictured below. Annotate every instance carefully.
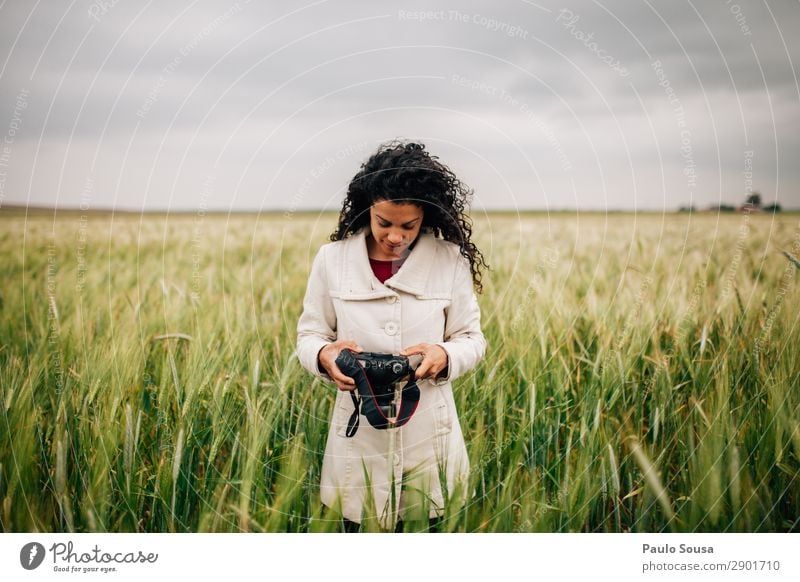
[379,220,418,229]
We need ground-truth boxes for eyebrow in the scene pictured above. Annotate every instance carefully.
[376,214,420,227]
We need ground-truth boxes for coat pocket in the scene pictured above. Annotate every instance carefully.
[431,390,454,463]
[333,397,356,438]
[433,389,453,436]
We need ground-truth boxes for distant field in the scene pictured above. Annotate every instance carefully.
[1,211,798,532]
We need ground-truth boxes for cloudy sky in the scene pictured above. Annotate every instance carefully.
[0,0,798,212]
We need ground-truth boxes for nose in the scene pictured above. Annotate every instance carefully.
[387,231,403,244]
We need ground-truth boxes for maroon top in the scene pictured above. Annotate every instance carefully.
[369,257,407,283]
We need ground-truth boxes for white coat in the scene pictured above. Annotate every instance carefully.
[296,226,486,527]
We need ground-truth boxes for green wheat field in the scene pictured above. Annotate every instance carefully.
[1,209,798,532]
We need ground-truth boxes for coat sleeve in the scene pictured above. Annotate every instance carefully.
[296,245,336,383]
[432,254,486,385]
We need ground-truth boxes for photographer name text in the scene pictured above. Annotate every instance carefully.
[643,543,714,554]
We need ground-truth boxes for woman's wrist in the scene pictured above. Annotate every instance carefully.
[316,345,328,374]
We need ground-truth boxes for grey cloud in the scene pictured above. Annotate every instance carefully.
[1,0,798,211]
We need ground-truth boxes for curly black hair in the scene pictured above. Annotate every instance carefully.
[331,140,488,293]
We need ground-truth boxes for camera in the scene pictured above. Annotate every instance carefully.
[335,349,420,436]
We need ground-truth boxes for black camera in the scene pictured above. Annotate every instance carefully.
[335,349,420,437]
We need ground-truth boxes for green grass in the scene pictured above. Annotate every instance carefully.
[1,211,798,532]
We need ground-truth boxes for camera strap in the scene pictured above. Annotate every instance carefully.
[345,360,420,438]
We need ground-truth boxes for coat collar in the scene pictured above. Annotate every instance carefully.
[340,227,437,297]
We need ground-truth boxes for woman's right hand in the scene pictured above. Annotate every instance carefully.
[317,340,363,391]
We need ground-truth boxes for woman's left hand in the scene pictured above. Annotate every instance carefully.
[400,343,449,381]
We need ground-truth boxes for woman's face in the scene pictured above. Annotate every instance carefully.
[368,199,424,259]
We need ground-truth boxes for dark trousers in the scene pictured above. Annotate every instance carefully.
[342,517,443,533]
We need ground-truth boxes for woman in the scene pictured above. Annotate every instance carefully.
[296,141,488,531]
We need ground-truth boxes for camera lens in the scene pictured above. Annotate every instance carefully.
[391,362,404,374]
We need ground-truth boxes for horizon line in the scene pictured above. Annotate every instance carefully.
[2,204,798,215]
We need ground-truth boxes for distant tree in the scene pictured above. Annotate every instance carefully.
[745,191,762,207]
[715,203,736,212]
[678,204,696,212]
[763,202,782,212]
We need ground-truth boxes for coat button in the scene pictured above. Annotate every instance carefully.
[384,322,398,335]
[385,295,397,304]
